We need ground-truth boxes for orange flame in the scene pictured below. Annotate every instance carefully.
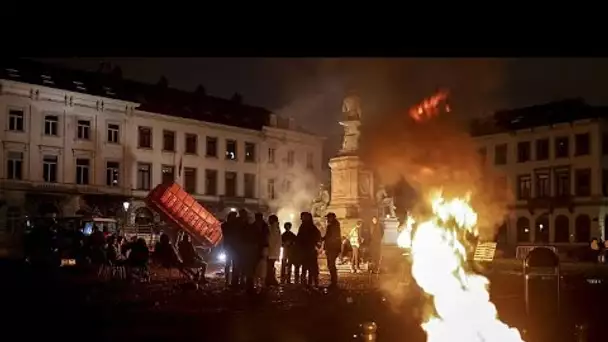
[409,89,450,122]
[398,191,525,342]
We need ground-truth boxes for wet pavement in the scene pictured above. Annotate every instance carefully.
[2,261,607,342]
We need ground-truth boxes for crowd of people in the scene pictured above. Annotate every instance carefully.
[24,221,211,283]
[221,209,384,293]
[23,209,385,291]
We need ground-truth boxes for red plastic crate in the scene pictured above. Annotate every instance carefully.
[145,182,223,247]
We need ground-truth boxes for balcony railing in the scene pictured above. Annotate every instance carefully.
[0,178,131,196]
[526,196,574,208]
[0,179,33,191]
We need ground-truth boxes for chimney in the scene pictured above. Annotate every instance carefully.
[231,92,243,104]
[157,75,169,88]
[195,84,206,96]
[288,117,296,130]
[111,66,123,79]
[269,113,278,127]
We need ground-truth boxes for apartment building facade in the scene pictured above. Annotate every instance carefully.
[0,60,324,235]
[473,99,608,248]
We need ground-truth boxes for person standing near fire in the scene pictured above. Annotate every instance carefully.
[349,220,363,273]
[280,222,297,284]
[369,216,384,274]
[221,211,239,288]
[297,212,321,286]
[323,212,342,288]
[266,215,282,286]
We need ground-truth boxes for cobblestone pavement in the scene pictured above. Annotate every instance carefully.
[3,261,608,342]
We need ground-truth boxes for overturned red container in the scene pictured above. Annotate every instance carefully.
[145,182,223,248]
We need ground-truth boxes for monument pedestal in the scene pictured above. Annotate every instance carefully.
[381,217,400,246]
[326,154,375,235]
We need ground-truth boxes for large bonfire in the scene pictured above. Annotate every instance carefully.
[393,92,525,342]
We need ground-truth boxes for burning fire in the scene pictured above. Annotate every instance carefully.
[397,214,415,249]
[409,89,450,122]
[398,190,524,342]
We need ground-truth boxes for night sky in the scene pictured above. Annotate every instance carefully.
[43,58,608,156]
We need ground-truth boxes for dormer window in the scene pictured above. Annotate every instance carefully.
[73,81,87,92]
[6,68,20,78]
[103,86,116,96]
[41,74,54,85]
[510,115,523,124]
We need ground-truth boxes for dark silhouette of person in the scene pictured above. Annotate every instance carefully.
[249,212,269,291]
[153,233,181,268]
[222,211,239,287]
[105,235,119,264]
[281,222,297,284]
[127,238,149,266]
[154,233,199,281]
[369,216,384,273]
[323,212,342,288]
[90,226,106,248]
[178,234,208,283]
[339,236,352,264]
[127,238,150,281]
[266,215,281,286]
[297,212,321,287]
[89,226,107,266]
[235,209,251,289]
[238,209,263,294]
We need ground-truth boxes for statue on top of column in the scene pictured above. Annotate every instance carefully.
[342,94,362,122]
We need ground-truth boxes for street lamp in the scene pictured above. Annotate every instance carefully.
[122,201,130,231]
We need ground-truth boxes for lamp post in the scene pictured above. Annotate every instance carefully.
[122,201,130,232]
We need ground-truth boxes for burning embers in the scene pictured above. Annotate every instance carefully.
[409,89,450,122]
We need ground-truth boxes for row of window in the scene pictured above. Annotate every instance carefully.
[133,164,291,199]
[7,152,98,185]
[6,152,296,199]
[515,167,592,199]
[482,132,601,166]
[9,109,121,143]
[7,110,314,169]
[135,164,256,198]
[514,215,593,243]
[137,127,257,162]
[137,128,313,168]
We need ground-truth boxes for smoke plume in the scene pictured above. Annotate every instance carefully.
[359,97,512,241]
[269,165,319,234]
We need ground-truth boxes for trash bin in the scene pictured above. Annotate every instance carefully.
[523,247,560,339]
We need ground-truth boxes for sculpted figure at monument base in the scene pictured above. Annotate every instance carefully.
[376,186,396,218]
[311,184,330,219]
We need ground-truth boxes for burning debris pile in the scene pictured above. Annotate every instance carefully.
[361,91,522,341]
[406,191,524,342]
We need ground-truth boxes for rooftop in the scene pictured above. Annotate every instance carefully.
[470,98,608,136]
[0,58,272,131]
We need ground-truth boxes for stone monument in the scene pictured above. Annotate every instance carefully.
[326,94,376,235]
[376,185,400,245]
[311,184,330,230]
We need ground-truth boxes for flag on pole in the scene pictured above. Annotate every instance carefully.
[177,156,183,180]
